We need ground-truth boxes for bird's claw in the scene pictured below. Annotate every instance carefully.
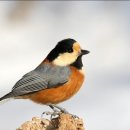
[49,104,69,114]
[42,110,79,120]
[70,114,79,119]
[41,110,61,119]
[42,111,53,116]
[41,104,79,119]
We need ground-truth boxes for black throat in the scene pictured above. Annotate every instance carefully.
[71,55,83,69]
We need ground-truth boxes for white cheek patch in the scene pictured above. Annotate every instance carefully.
[53,52,78,66]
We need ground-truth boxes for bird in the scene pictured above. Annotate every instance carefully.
[0,38,89,114]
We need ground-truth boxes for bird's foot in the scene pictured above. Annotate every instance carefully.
[41,110,61,119]
[41,104,69,119]
[49,104,69,114]
[41,104,79,119]
[70,114,79,119]
[49,104,79,119]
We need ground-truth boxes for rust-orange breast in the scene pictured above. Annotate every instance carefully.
[24,66,85,104]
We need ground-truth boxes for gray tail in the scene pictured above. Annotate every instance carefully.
[0,92,12,101]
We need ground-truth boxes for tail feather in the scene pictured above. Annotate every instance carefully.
[0,92,12,101]
[0,92,13,105]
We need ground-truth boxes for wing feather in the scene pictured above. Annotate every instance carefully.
[10,64,71,97]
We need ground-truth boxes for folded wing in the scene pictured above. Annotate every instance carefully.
[6,64,71,98]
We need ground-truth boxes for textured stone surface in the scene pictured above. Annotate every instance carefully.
[17,113,84,130]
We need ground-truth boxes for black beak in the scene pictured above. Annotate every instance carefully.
[81,49,90,55]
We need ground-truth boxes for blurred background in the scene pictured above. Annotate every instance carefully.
[0,1,130,130]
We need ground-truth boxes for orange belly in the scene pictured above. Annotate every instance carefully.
[23,67,84,104]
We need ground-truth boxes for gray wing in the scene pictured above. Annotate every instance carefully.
[10,64,71,97]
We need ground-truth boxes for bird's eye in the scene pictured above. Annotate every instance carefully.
[67,48,73,53]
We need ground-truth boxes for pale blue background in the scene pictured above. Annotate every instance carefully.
[0,1,130,130]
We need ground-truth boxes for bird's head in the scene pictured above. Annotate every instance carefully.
[46,38,89,68]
